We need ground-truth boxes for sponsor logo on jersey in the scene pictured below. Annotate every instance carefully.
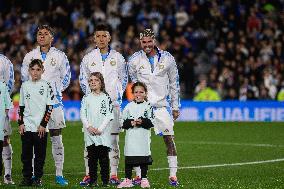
[91,62,96,66]
[25,94,31,99]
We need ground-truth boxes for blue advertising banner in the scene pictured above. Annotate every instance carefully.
[61,100,284,122]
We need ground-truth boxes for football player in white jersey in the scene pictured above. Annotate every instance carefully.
[0,54,14,185]
[21,25,70,186]
[79,24,128,185]
[128,29,180,186]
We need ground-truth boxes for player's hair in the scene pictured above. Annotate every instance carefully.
[37,24,54,37]
[89,72,106,94]
[29,59,44,69]
[131,81,148,101]
[95,23,111,34]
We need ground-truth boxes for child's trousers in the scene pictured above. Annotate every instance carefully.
[21,131,47,179]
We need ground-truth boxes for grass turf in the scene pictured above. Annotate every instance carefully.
[2,122,284,188]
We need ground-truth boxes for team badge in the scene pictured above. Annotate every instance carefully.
[39,86,44,95]
[110,60,116,66]
[159,64,164,70]
[50,58,56,66]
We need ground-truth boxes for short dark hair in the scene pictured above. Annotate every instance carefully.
[37,25,54,36]
[29,59,44,69]
[95,23,111,33]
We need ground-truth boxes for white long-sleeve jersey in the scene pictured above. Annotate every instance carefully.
[79,48,128,105]
[21,46,71,105]
[128,48,180,110]
[0,54,14,94]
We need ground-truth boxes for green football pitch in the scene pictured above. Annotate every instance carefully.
[3,122,284,188]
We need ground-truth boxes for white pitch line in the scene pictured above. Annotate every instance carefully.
[177,141,284,148]
[43,158,284,176]
[150,158,284,171]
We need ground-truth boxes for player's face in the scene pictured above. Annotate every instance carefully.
[29,64,44,81]
[89,75,102,93]
[37,29,53,47]
[133,86,147,102]
[140,36,155,55]
[94,31,111,51]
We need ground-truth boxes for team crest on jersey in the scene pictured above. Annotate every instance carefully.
[50,58,56,66]
[25,94,30,100]
[91,62,96,66]
[39,86,44,95]
[159,64,164,70]
[110,59,116,66]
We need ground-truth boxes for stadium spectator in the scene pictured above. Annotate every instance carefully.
[0,0,284,101]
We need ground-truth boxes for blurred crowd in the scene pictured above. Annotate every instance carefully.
[1,0,284,101]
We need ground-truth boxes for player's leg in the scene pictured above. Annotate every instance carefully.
[2,116,14,184]
[48,106,68,186]
[87,144,99,187]
[154,107,179,186]
[33,132,48,187]
[98,146,110,186]
[117,164,134,188]
[79,147,90,186]
[109,106,121,185]
[19,132,33,186]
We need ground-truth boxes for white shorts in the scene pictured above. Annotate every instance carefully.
[153,107,174,136]
[110,105,121,134]
[47,106,66,130]
[4,116,12,136]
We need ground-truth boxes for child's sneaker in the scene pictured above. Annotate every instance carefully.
[140,178,150,188]
[79,175,90,186]
[132,176,141,185]
[4,174,15,184]
[169,176,179,187]
[56,176,68,186]
[117,178,133,188]
[110,175,120,185]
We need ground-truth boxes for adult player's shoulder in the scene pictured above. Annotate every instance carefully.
[0,54,10,62]
[50,47,67,57]
[161,50,174,59]
[82,49,96,62]
[128,51,143,62]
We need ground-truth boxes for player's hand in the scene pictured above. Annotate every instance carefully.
[19,124,26,135]
[95,129,102,136]
[38,126,46,138]
[131,120,136,127]
[135,118,142,125]
[172,110,180,121]
[87,127,97,135]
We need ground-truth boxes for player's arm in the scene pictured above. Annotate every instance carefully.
[3,58,14,94]
[60,54,71,91]
[121,105,134,130]
[117,54,128,93]
[38,105,53,138]
[18,85,25,135]
[128,56,138,83]
[167,55,181,119]
[21,55,30,82]
[79,57,90,94]
[137,105,154,129]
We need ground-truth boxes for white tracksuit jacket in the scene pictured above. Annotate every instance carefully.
[128,48,180,110]
[79,48,128,105]
[21,46,71,105]
[0,54,14,94]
